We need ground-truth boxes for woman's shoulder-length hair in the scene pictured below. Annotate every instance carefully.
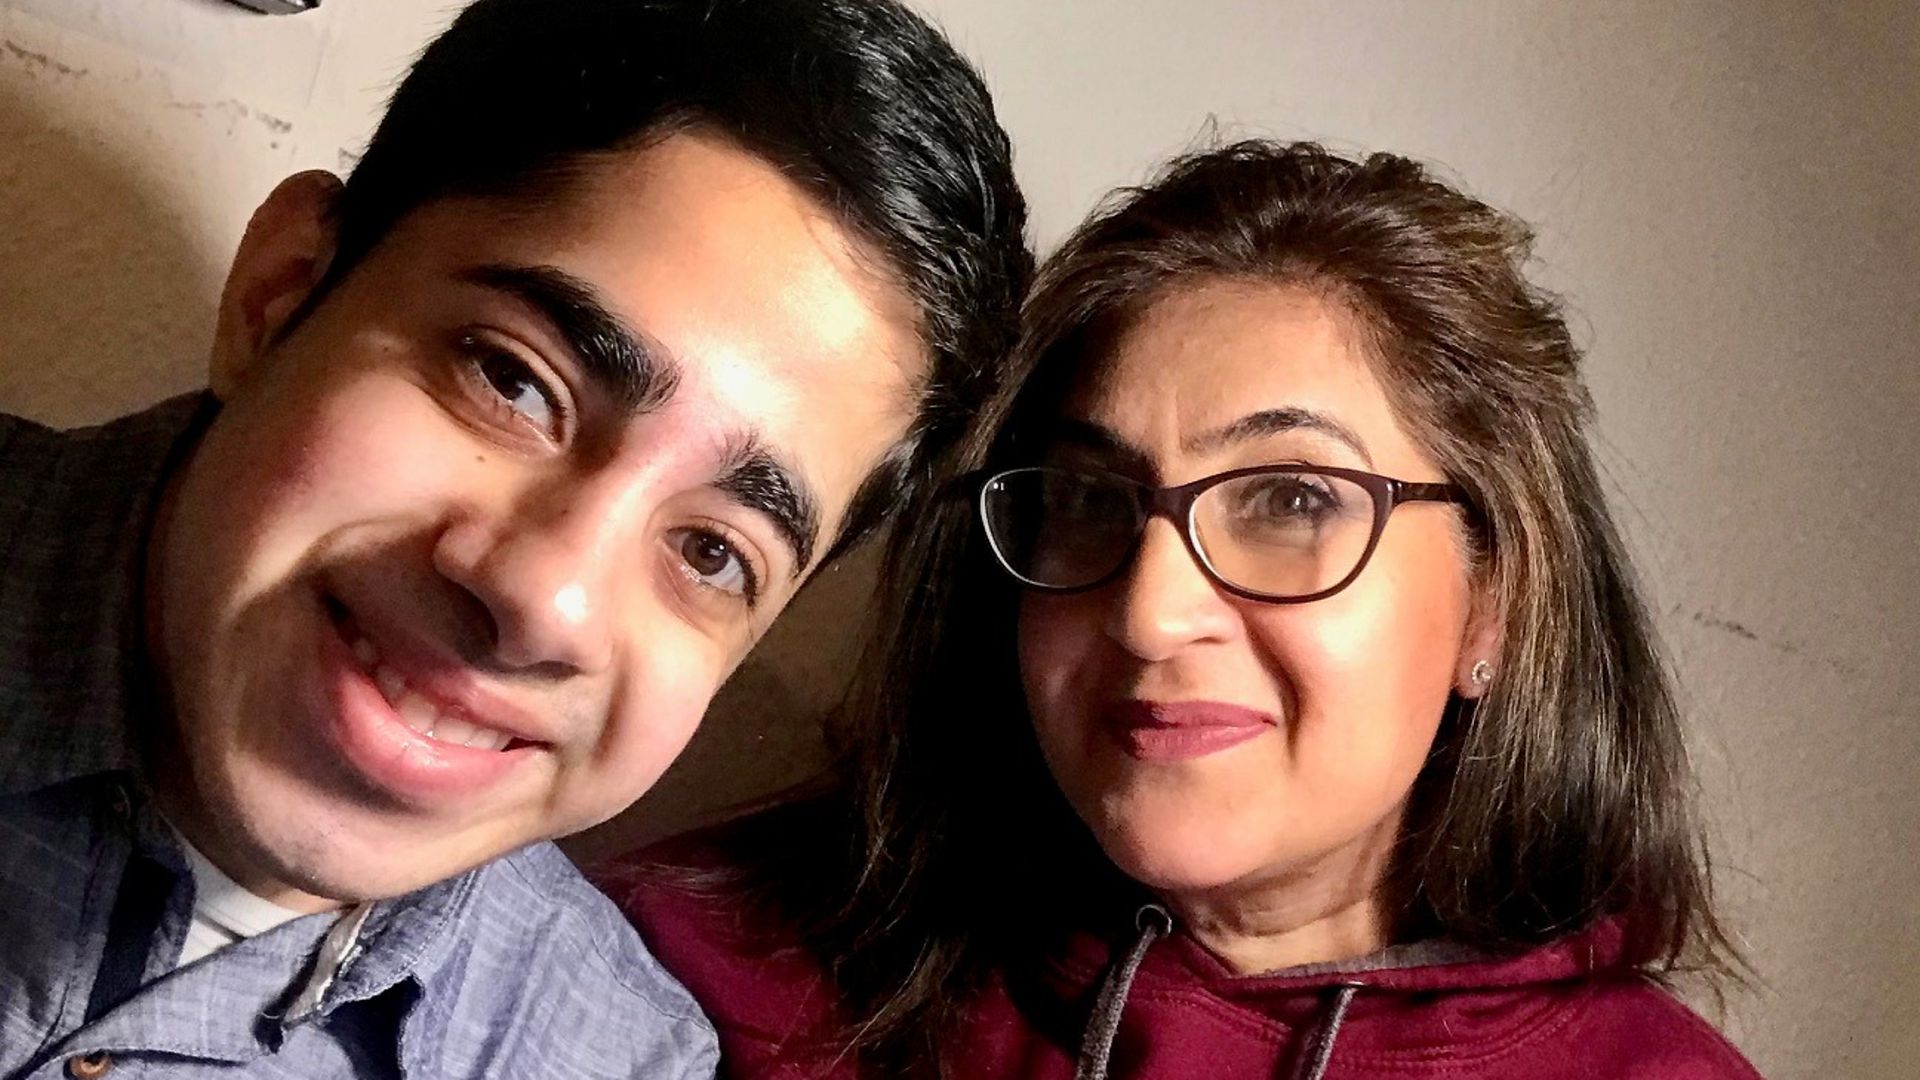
[786,138,1743,1074]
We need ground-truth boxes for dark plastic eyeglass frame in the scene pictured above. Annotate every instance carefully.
[973,464,1469,604]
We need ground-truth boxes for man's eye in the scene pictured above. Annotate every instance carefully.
[461,336,562,434]
[670,527,760,604]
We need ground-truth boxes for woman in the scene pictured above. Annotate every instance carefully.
[596,140,1761,1079]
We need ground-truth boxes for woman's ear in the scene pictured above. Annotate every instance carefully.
[208,170,344,400]
[1455,582,1505,700]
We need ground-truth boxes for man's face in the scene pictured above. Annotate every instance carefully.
[151,131,920,905]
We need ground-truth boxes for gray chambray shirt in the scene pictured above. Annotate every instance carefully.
[0,396,719,1079]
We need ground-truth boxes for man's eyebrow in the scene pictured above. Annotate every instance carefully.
[459,264,679,413]
[1181,407,1373,466]
[716,440,821,578]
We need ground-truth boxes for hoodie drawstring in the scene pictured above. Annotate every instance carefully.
[1074,906,1365,1080]
[1074,904,1171,1080]
[1292,982,1360,1080]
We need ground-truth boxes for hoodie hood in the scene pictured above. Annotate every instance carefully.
[603,817,1761,1080]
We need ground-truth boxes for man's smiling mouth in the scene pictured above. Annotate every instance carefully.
[323,596,538,756]
[349,629,514,751]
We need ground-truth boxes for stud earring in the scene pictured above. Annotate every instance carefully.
[1469,660,1494,689]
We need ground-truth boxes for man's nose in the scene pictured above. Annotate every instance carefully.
[432,484,636,677]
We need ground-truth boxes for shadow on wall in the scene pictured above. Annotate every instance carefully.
[561,541,882,863]
[0,49,220,427]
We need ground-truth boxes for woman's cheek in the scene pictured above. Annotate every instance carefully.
[1018,596,1097,743]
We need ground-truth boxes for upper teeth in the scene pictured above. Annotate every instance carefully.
[347,629,513,752]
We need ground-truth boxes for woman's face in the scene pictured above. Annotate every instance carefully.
[1018,280,1491,919]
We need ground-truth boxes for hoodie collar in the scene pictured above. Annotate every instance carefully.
[1048,908,1625,998]
[1049,902,1631,1079]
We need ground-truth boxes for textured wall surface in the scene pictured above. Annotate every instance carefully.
[1,1,1914,1076]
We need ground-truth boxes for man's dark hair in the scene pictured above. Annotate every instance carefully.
[327,0,1032,556]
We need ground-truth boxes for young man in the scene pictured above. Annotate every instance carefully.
[0,0,1030,1076]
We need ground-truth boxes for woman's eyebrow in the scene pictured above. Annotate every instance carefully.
[1180,407,1373,466]
[1048,418,1155,475]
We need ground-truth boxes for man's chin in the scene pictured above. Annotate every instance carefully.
[215,803,503,907]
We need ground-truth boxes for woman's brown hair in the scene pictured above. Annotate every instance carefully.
[750,139,1739,1074]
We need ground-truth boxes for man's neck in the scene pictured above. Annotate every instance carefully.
[153,781,342,914]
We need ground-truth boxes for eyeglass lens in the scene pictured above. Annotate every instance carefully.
[980,468,1379,599]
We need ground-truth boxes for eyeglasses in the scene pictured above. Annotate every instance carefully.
[975,464,1468,603]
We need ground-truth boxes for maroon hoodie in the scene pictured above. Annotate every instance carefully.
[595,845,1762,1080]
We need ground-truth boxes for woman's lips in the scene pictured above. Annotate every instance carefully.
[1104,700,1278,762]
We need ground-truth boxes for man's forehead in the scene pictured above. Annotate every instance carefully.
[375,131,926,361]
[351,134,927,551]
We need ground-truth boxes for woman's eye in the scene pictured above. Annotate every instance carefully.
[1277,482,1329,514]
[459,335,563,435]
[1241,478,1335,523]
[1251,480,1304,510]
[671,527,760,604]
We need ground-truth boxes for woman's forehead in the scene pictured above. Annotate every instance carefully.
[1058,281,1421,468]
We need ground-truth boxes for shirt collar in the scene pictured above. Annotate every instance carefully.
[0,393,216,796]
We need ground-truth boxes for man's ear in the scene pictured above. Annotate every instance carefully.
[1455,580,1506,700]
[208,170,344,400]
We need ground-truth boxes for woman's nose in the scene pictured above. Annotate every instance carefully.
[1102,517,1238,661]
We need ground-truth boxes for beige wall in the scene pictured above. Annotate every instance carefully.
[3,1,1914,1075]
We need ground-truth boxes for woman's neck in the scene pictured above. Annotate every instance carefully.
[1160,823,1400,975]
[1169,884,1387,974]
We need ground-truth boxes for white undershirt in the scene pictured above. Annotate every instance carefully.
[172,828,309,968]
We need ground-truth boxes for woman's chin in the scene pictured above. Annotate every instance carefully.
[1093,820,1273,899]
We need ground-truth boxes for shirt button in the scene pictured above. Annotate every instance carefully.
[65,1052,113,1079]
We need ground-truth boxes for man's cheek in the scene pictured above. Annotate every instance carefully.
[601,659,721,774]
[263,404,471,532]
[553,687,707,833]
